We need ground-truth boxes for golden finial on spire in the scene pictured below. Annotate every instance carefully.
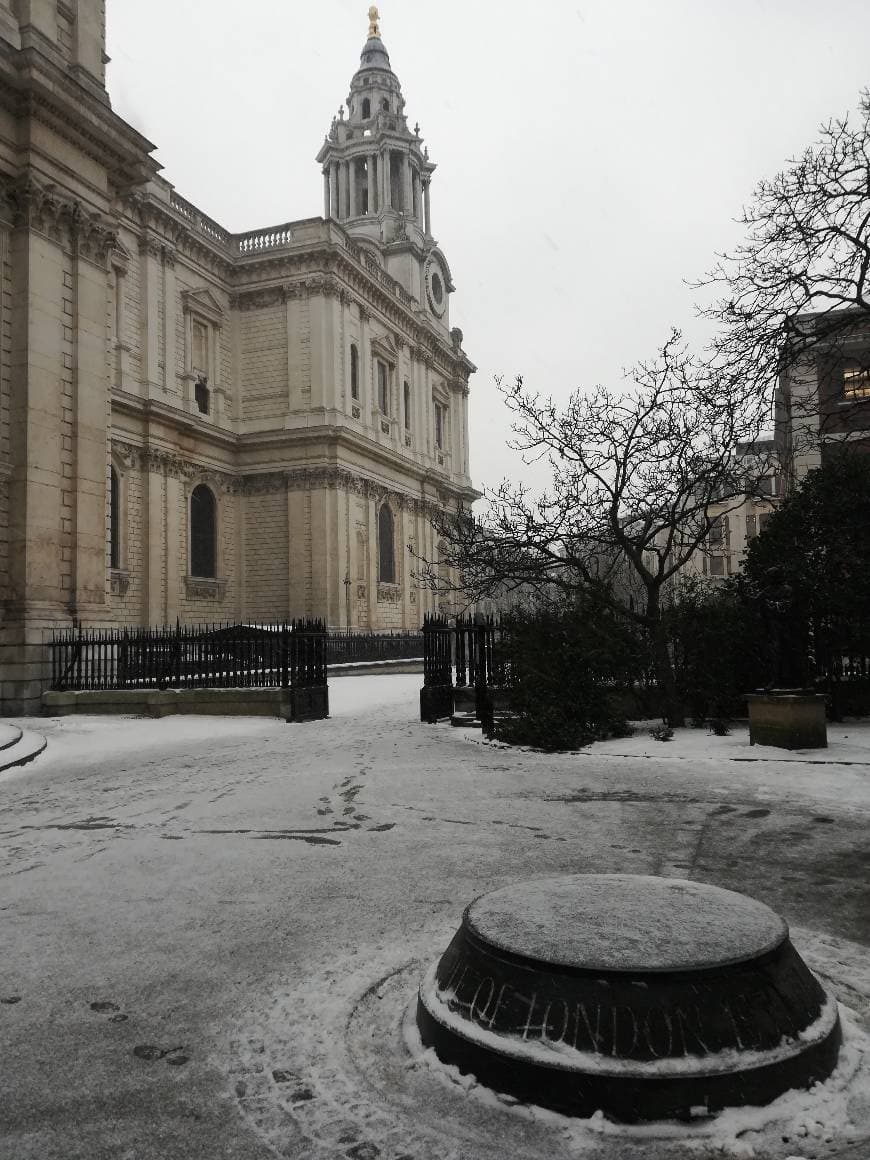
[368,5,380,39]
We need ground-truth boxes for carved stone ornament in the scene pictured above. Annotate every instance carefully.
[8,174,117,264]
[377,582,401,603]
[184,576,227,601]
[109,569,130,597]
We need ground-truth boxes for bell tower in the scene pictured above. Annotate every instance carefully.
[316,7,455,332]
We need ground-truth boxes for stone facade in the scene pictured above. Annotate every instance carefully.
[0,4,477,713]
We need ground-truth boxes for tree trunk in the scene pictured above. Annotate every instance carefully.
[646,587,684,727]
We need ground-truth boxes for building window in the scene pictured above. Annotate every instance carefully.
[109,466,120,570]
[708,514,729,547]
[755,475,777,496]
[758,512,771,534]
[378,504,395,583]
[190,484,217,578]
[403,380,411,430]
[381,97,389,112]
[192,320,209,377]
[351,343,359,400]
[844,359,870,399]
[362,97,371,119]
[746,513,757,541]
[377,359,390,415]
[710,556,725,577]
[434,402,447,451]
[194,378,210,415]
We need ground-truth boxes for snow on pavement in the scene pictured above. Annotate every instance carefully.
[2,675,870,1160]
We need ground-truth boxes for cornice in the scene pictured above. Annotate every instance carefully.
[0,53,158,190]
[2,171,116,264]
[110,440,446,516]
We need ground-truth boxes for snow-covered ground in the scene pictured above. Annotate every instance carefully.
[2,675,870,1160]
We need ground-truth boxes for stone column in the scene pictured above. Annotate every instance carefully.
[139,234,162,399]
[367,491,378,628]
[329,163,339,219]
[348,158,357,218]
[323,170,330,218]
[164,472,181,623]
[144,457,166,624]
[359,306,371,415]
[367,155,377,214]
[423,180,432,235]
[338,162,348,220]
[162,249,177,398]
[461,387,471,475]
[403,154,413,214]
[383,149,392,209]
[70,236,111,617]
[213,325,224,423]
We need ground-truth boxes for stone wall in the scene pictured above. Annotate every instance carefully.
[242,490,289,620]
[241,304,289,420]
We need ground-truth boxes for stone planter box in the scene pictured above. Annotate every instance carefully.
[746,690,827,750]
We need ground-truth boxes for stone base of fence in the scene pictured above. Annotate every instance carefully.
[330,659,423,678]
[421,685,454,723]
[286,685,329,723]
[43,687,300,720]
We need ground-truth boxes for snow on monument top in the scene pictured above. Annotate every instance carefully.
[465,875,788,972]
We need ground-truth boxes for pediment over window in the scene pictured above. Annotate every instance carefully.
[110,238,132,272]
[370,333,397,363]
[182,287,225,325]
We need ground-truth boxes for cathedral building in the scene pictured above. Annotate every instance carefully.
[0,3,477,713]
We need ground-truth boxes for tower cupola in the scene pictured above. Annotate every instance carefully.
[316,7,454,330]
[317,6,435,244]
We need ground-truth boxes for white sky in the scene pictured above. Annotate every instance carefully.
[106,0,870,494]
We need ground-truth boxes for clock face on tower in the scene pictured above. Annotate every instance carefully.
[425,257,447,318]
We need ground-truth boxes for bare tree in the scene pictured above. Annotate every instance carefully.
[700,91,870,469]
[417,335,775,726]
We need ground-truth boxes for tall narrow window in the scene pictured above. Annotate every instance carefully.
[378,504,395,584]
[362,97,371,119]
[350,343,359,400]
[190,484,217,578]
[403,381,411,430]
[109,466,120,570]
[434,402,447,450]
[377,359,389,414]
[194,378,210,415]
[192,320,209,376]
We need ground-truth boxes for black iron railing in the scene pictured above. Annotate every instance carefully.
[420,614,507,725]
[326,630,423,666]
[50,621,327,692]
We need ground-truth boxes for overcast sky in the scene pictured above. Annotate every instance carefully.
[107,0,870,494]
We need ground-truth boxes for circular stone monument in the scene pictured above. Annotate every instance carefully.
[416,875,841,1123]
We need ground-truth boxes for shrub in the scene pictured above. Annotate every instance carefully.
[493,596,646,751]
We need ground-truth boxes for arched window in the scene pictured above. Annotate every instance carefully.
[350,343,359,400]
[190,484,217,578]
[381,97,389,112]
[362,97,371,119]
[109,466,120,570]
[378,504,395,584]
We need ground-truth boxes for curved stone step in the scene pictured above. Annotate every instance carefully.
[0,729,47,774]
[0,723,23,752]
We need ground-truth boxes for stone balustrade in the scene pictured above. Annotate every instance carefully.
[236,223,295,254]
